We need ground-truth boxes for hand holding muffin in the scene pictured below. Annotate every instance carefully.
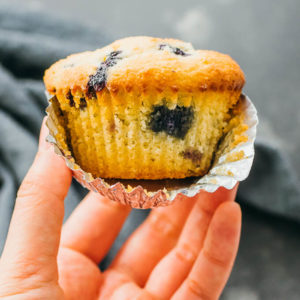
[0,120,241,300]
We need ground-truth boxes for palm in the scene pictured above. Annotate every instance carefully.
[57,247,101,299]
[0,121,241,300]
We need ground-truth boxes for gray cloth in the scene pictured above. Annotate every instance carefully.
[0,5,299,268]
[0,6,149,262]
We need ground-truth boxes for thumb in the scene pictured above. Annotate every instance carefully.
[0,118,72,283]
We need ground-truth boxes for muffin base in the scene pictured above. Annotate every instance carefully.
[46,94,257,208]
[51,88,243,179]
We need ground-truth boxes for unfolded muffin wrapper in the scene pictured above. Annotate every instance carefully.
[45,93,258,209]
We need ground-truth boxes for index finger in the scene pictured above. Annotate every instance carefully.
[0,118,72,281]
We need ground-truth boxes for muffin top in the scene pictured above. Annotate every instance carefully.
[44,36,245,96]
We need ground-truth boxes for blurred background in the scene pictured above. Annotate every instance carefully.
[0,0,299,299]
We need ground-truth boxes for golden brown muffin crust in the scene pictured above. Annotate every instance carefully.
[44,36,245,96]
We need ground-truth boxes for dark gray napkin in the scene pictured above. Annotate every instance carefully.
[0,5,299,263]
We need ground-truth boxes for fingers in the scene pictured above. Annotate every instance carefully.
[145,186,238,299]
[111,196,196,286]
[58,247,102,300]
[98,269,133,300]
[171,202,242,300]
[61,192,131,264]
[110,282,158,300]
[0,118,72,281]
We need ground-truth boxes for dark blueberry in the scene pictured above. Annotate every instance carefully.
[166,119,175,134]
[105,60,117,68]
[158,44,167,50]
[149,105,194,139]
[158,43,189,56]
[108,50,122,58]
[66,91,75,107]
[173,47,187,56]
[87,51,122,97]
[105,51,122,67]
[87,64,107,96]
[182,149,202,164]
[79,97,87,110]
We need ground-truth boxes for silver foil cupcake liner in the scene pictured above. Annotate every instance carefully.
[46,93,258,209]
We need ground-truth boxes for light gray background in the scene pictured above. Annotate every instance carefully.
[2,0,300,299]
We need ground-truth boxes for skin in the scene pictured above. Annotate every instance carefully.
[0,119,241,300]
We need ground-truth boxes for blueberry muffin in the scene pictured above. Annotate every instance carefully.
[44,36,245,179]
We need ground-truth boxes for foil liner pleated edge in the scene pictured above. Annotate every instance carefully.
[45,93,258,209]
